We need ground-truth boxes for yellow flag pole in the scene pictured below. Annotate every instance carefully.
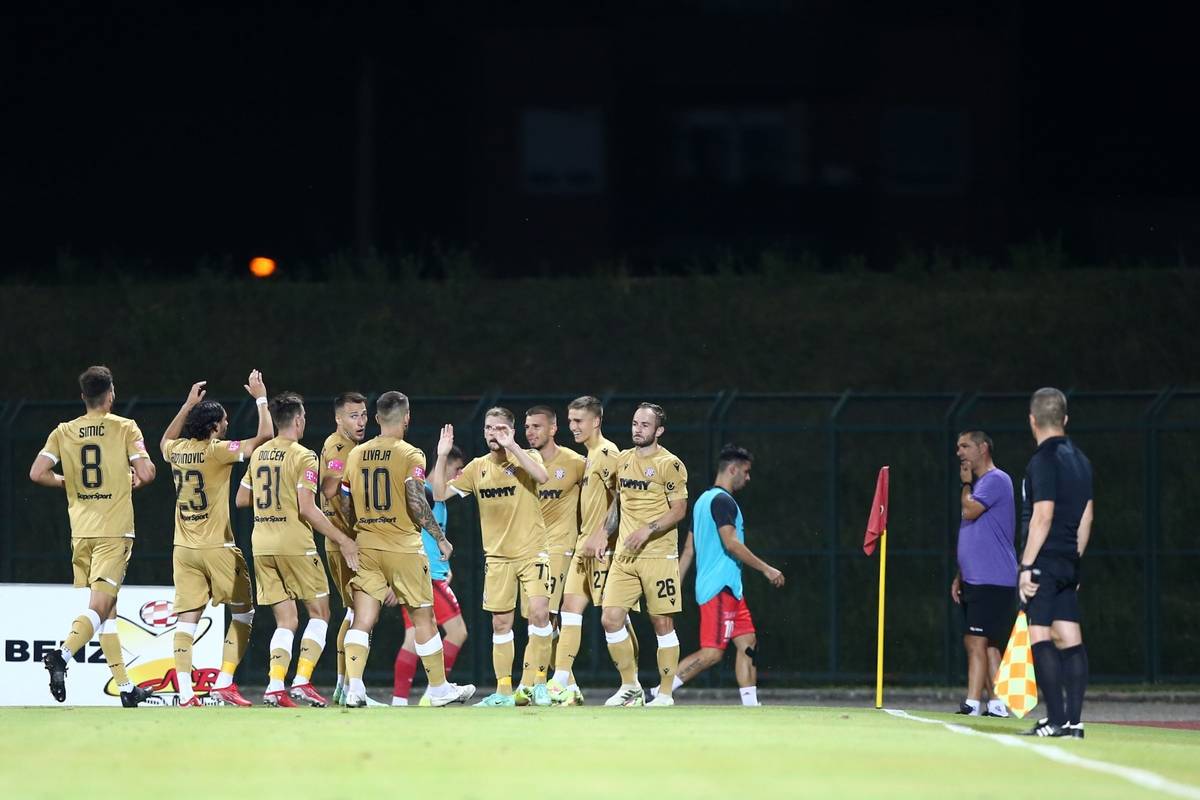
[875,527,887,709]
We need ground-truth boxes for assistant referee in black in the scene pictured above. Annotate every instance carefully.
[1017,388,1094,738]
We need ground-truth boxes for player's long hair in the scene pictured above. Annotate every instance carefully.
[182,401,226,440]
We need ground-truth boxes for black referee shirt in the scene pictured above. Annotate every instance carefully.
[1021,436,1093,558]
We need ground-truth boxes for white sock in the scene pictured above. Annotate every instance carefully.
[178,670,194,702]
[414,634,447,692]
[964,698,981,715]
[349,677,366,695]
[291,618,329,687]
[740,686,759,706]
[391,696,408,706]
[672,675,684,691]
[215,671,234,689]
[551,669,570,686]
[267,678,286,692]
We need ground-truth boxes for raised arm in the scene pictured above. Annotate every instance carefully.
[495,425,549,484]
[160,380,207,457]
[959,462,986,521]
[406,479,452,562]
[430,424,456,502]
[240,370,274,451]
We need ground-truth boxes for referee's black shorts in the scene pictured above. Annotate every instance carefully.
[1026,554,1081,627]
[960,582,1016,648]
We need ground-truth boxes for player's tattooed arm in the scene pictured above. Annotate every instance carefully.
[587,495,621,558]
[406,479,453,561]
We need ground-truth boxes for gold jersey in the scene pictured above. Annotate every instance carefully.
[40,411,149,538]
[320,430,357,538]
[538,446,585,554]
[162,436,250,548]
[449,449,547,561]
[579,435,620,547]
[614,445,689,558]
[343,435,427,554]
[241,436,320,556]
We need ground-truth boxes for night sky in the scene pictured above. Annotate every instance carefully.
[5,2,1199,275]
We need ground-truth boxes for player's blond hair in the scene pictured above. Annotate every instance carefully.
[484,406,515,426]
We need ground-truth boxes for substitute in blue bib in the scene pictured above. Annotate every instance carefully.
[670,445,785,706]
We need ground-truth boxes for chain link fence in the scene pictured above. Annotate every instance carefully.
[2,389,1196,687]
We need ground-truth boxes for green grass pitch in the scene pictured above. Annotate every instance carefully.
[1,706,1197,799]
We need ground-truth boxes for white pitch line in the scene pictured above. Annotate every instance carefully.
[883,709,1200,800]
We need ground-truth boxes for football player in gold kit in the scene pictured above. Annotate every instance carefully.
[236,392,359,707]
[590,402,689,707]
[338,391,475,708]
[159,371,275,706]
[548,395,637,705]
[316,391,370,705]
[513,405,584,705]
[31,366,157,705]
[430,407,554,707]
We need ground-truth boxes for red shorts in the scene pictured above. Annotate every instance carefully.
[699,589,756,650]
[401,580,462,628]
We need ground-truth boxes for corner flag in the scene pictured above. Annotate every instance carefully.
[863,466,889,708]
[863,466,889,556]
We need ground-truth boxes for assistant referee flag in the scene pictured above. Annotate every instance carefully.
[863,466,889,556]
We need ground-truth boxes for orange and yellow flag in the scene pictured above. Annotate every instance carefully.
[993,610,1038,719]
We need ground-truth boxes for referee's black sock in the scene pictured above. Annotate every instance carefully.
[1060,644,1088,725]
[1032,640,1066,726]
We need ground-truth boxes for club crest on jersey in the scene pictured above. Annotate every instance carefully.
[644,467,656,478]
[504,467,516,476]
[555,468,566,480]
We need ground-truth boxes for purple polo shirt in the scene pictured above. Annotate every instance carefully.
[957,467,1018,587]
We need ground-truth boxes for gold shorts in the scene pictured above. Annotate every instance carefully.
[520,550,572,617]
[563,549,613,606]
[350,549,433,608]
[71,537,132,597]
[601,555,681,615]
[325,545,354,607]
[254,553,330,606]
[173,545,252,611]
[484,554,549,614]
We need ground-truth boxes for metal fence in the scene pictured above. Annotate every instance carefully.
[2,389,1197,688]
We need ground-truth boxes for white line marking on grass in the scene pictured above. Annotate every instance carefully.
[884,709,1200,800]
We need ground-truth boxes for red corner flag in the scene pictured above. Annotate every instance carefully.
[863,466,889,556]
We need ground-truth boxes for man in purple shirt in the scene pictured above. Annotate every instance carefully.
[951,430,1018,717]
